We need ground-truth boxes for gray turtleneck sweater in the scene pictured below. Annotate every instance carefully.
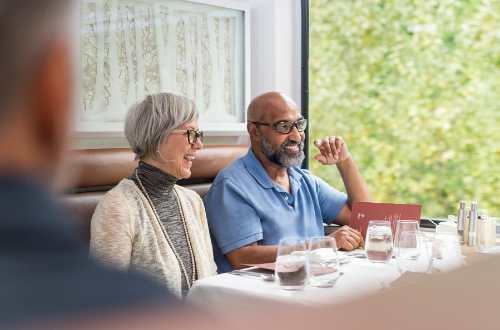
[131,161,196,296]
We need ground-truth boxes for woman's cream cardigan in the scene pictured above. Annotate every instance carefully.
[90,179,217,297]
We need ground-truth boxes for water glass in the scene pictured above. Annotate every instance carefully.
[365,220,393,263]
[394,221,431,273]
[275,237,308,290]
[308,236,340,288]
[430,233,464,272]
[394,221,420,260]
[480,218,500,253]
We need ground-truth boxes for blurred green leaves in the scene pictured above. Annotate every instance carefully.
[309,0,500,216]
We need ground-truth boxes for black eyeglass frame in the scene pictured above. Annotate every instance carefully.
[171,128,204,145]
[249,118,308,134]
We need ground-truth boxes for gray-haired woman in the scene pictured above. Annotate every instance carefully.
[90,93,217,298]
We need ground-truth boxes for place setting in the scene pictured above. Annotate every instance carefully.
[227,236,347,290]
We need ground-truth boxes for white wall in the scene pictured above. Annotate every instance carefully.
[73,0,302,149]
[250,0,302,107]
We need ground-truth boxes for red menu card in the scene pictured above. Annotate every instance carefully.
[350,202,422,240]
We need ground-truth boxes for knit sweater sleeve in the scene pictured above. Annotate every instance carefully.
[90,183,136,271]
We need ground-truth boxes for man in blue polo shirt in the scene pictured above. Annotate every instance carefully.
[204,92,372,272]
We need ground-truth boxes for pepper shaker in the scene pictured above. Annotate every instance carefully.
[468,201,478,247]
[457,201,466,243]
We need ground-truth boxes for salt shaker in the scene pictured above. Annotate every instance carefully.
[468,201,478,247]
[457,201,466,243]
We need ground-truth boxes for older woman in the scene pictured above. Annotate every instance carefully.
[90,93,216,297]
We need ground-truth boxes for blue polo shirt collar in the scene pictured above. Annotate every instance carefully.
[242,149,274,189]
[288,167,303,196]
[242,149,304,193]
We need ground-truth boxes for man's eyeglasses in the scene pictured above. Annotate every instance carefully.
[171,128,204,145]
[249,118,307,134]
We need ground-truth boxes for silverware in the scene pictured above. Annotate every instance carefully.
[230,270,275,282]
[260,273,275,282]
[346,251,367,258]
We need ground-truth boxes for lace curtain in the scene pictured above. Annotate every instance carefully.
[79,0,244,129]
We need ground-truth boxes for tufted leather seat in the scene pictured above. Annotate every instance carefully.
[61,145,248,243]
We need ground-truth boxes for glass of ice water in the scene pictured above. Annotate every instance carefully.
[365,220,393,263]
[394,220,420,259]
[394,220,431,273]
[275,237,308,290]
[308,236,340,288]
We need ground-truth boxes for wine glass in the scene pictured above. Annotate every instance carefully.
[365,220,393,263]
[275,237,308,290]
[308,236,340,288]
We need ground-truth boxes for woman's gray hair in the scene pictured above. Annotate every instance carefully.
[125,93,198,160]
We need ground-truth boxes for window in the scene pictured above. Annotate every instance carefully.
[309,0,499,217]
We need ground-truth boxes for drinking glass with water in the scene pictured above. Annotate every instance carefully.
[365,220,393,263]
[275,237,308,290]
[394,220,420,259]
[308,236,340,287]
[394,220,432,273]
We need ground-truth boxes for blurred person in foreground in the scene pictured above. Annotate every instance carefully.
[0,1,179,328]
[90,93,217,298]
[204,92,371,271]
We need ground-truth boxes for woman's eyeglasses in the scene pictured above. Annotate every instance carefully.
[171,128,204,144]
[249,118,307,134]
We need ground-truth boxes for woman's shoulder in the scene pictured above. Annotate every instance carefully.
[92,179,148,224]
[98,179,141,205]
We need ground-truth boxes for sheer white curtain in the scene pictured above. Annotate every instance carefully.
[80,0,244,126]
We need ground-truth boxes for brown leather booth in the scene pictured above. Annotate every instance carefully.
[62,145,248,243]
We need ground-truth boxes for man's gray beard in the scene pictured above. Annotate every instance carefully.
[260,136,305,168]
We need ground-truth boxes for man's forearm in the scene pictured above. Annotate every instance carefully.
[336,156,372,206]
[226,244,278,269]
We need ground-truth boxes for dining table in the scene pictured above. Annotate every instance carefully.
[187,251,403,308]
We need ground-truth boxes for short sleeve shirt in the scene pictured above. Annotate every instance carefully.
[203,149,347,272]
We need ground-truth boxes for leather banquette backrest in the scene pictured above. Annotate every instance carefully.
[61,145,248,243]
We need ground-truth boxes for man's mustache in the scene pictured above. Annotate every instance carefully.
[281,140,304,151]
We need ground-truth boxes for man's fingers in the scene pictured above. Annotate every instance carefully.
[328,136,337,159]
[314,136,349,164]
[339,237,355,251]
[314,154,327,164]
[323,137,335,156]
[345,235,360,250]
[345,228,363,246]
[316,137,336,155]
[349,229,363,244]
[340,225,358,234]
[335,228,360,250]
[314,139,330,156]
[335,137,342,152]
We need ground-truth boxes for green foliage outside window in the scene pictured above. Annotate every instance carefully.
[309,0,499,217]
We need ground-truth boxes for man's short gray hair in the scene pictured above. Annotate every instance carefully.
[0,1,74,122]
[125,93,198,160]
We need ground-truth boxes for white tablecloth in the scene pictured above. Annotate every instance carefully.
[187,255,401,308]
